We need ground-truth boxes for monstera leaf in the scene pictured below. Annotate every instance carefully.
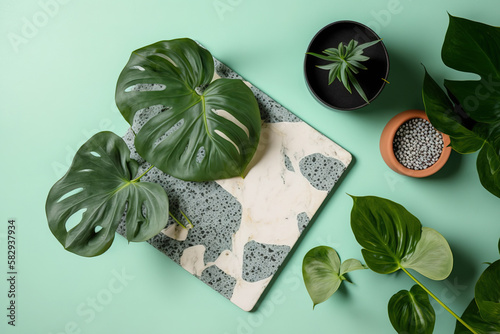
[115,38,261,181]
[455,242,500,333]
[46,131,169,257]
[455,299,500,334]
[422,14,500,198]
[475,260,500,324]
[388,285,436,334]
[350,196,453,280]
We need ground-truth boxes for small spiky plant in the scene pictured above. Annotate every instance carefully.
[307,39,381,103]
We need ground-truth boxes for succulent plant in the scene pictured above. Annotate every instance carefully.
[307,39,381,103]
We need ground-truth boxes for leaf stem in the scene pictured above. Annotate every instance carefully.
[179,210,193,228]
[401,267,479,334]
[132,165,154,182]
[169,211,190,229]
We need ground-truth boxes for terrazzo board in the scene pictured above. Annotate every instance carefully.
[117,58,352,311]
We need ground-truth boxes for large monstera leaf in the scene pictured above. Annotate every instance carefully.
[350,196,453,280]
[422,14,500,198]
[46,131,169,257]
[115,38,261,181]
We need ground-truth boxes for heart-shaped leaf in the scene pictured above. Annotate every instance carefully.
[388,285,436,334]
[475,260,500,323]
[350,195,422,275]
[350,196,453,280]
[46,131,169,257]
[302,246,365,308]
[115,38,261,181]
[455,299,500,334]
[401,227,453,280]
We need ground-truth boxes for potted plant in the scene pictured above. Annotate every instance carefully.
[304,20,390,110]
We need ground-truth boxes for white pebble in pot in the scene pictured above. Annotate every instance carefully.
[392,118,444,170]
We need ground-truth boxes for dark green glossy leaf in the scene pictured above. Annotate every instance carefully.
[302,246,365,308]
[388,285,435,334]
[455,299,500,334]
[350,196,422,274]
[115,38,261,181]
[423,15,500,198]
[442,14,500,122]
[422,69,484,154]
[444,79,500,124]
[475,260,500,323]
[46,131,169,257]
[477,143,500,198]
[350,196,453,280]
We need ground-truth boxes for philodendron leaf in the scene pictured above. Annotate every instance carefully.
[46,131,169,257]
[350,196,422,274]
[401,227,453,280]
[350,196,453,281]
[475,260,500,323]
[115,38,261,181]
[388,285,436,334]
[455,299,500,334]
[302,246,365,308]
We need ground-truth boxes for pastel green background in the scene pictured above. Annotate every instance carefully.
[1,0,499,333]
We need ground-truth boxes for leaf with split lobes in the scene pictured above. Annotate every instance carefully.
[474,260,500,324]
[455,298,500,334]
[115,38,261,181]
[422,14,500,198]
[46,131,169,257]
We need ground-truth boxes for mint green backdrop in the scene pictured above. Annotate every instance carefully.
[1,0,499,333]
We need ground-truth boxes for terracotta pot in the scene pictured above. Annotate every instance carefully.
[380,109,452,178]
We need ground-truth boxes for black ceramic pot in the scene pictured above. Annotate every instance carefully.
[304,21,390,111]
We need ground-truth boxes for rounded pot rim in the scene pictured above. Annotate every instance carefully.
[379,109,452,178]
[304,20,390,111]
